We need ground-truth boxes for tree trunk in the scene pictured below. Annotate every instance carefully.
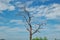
[30,26,32,40]
[30,33,32,40]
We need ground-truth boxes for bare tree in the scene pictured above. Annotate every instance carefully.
[16,5,46,40]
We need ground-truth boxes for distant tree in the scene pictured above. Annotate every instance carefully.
[43,37,48,40]
[40,37,43,40]
[0,39,5,40]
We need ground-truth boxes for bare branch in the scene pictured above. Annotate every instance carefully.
[32,23,45,35]
[25,25,30,32]
[23,6,32,26]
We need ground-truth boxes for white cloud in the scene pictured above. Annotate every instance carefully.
[0,26,27,32]
[44,24,60,33]
[25,1,33,6]
[10,20,24,25]
[0,0,15,12]
[0,26,27,40]
[6,27,26,32]
[45,4,60,19]
[39,0,49,3]
[54,24,60,31]
[15,2,24,8]
[0,0,12,3]
[26,7,36,12]
[15,1,33,8]
[0,2,8,10]
[15,1,33,12]
[8,6,15,11]
[26,5,46,17]
[0,26,9,30]
[6,27,27,32]
[26,3,60,20]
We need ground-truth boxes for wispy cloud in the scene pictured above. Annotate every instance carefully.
[0,0,15,12]
[0,26,28,40]
[25,3,60,20]
[45,4,60,19]
[39,0,49,3]
[10,20,24,25]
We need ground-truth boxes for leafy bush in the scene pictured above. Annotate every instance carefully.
[32,37,48,40]
[43,37,48,40]
[32,37,40,40]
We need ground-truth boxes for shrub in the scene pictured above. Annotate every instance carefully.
[32,37,48,40]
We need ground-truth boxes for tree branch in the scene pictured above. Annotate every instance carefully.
[32,23,45,35]
[25,25,30,32]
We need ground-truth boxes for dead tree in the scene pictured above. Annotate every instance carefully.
[16,5,46,40]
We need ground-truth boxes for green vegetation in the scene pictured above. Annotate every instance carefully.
[32,37,40,40]
[32,37,48,40]
[43,37,48,40]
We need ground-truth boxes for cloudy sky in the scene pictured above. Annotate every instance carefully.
[0,0,60,40]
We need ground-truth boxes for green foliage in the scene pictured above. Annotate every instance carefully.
[32,37,40,40]
[32,37,48,40]
[43,37,48,40]
[39,37,43,40]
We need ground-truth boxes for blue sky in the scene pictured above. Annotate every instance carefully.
[0,0,60,40]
